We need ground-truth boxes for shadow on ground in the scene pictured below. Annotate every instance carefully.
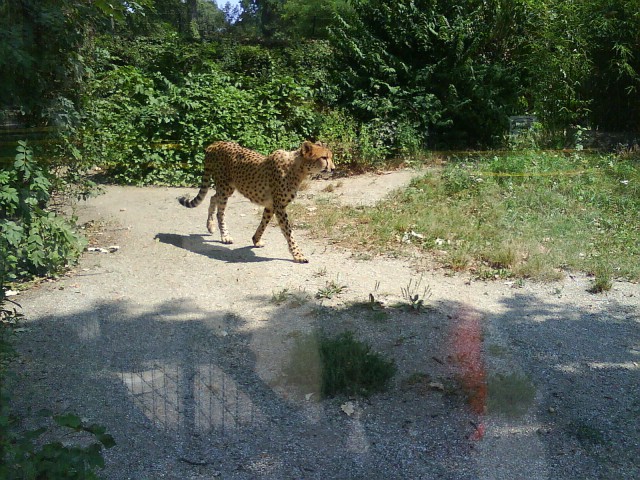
[8,289,640,479]
[155,232,291,263]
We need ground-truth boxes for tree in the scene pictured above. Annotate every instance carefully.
[195,0,227,38]
[281,0,352,39]
[0,0,152,124]
[514,0,592,133]
[582,0,640,131]
[331,0,524,148]
[235,0,284,39]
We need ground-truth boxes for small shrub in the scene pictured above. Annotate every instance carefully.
[1,142,86,281]
[286,331,396,398]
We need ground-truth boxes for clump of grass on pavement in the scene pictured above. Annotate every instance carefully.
[285,331,396,398]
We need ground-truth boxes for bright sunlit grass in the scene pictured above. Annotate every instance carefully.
[302,151,640,281]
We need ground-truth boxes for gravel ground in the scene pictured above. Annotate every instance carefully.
[7,169,640,479]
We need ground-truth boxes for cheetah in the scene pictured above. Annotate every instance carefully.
[178,141,334,263]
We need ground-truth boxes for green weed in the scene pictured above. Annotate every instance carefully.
[285,331,396,398]
[270,288,310,307]
[270,288,290,305]
[316,279,347,299]
[400,276,432,311]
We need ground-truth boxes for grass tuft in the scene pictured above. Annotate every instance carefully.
[567,421,605,445]
[316,279,347,299]
[588,263,613,293]
[285,331,396,398]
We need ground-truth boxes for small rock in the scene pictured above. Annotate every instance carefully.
[341,401,355,416]
[428,382,445,392]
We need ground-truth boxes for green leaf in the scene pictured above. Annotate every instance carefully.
[54,413,83,429]
[97,433,116,449]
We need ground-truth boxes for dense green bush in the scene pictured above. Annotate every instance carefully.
[0,142,85,282]
[81,36,339,184]
[5,0,640,186]
[330,0,523,149]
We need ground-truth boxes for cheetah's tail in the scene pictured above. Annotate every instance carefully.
[179,144,217,208]
[178,185,209,208]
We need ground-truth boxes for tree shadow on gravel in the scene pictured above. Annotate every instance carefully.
[9,295,484,480]
[154,232,289,263]
[9,287,639,479]
[9,299,293,475]
[493,293,640,479]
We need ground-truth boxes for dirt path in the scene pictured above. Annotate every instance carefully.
[9,169,640,479]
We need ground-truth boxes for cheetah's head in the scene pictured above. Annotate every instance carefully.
[300,141,335,175]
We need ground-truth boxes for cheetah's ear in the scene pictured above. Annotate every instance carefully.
[301,141,314,155]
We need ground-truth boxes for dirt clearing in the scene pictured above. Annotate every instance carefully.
[8,169,640,479]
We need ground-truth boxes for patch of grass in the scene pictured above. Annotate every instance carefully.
[487,372,536,417]
[270,288,290,305]
[285,331,396,398]
[312,267,328,278]
[315,279,347,299]
[487,344,509,357]
[297,151,640,281]
[288,290,311,308]
[447,246,472,271]
[588,263,613,293]
[270,288,310,307]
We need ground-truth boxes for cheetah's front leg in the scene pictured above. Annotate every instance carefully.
[274,206,308,263]
[252,207,273,248]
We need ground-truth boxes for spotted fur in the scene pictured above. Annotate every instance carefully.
[179,141,334,263]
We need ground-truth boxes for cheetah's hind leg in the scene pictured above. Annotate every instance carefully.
[211,190,234,244]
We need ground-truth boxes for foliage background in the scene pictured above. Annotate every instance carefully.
[3,0,637,182]
[0,0,639,276]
